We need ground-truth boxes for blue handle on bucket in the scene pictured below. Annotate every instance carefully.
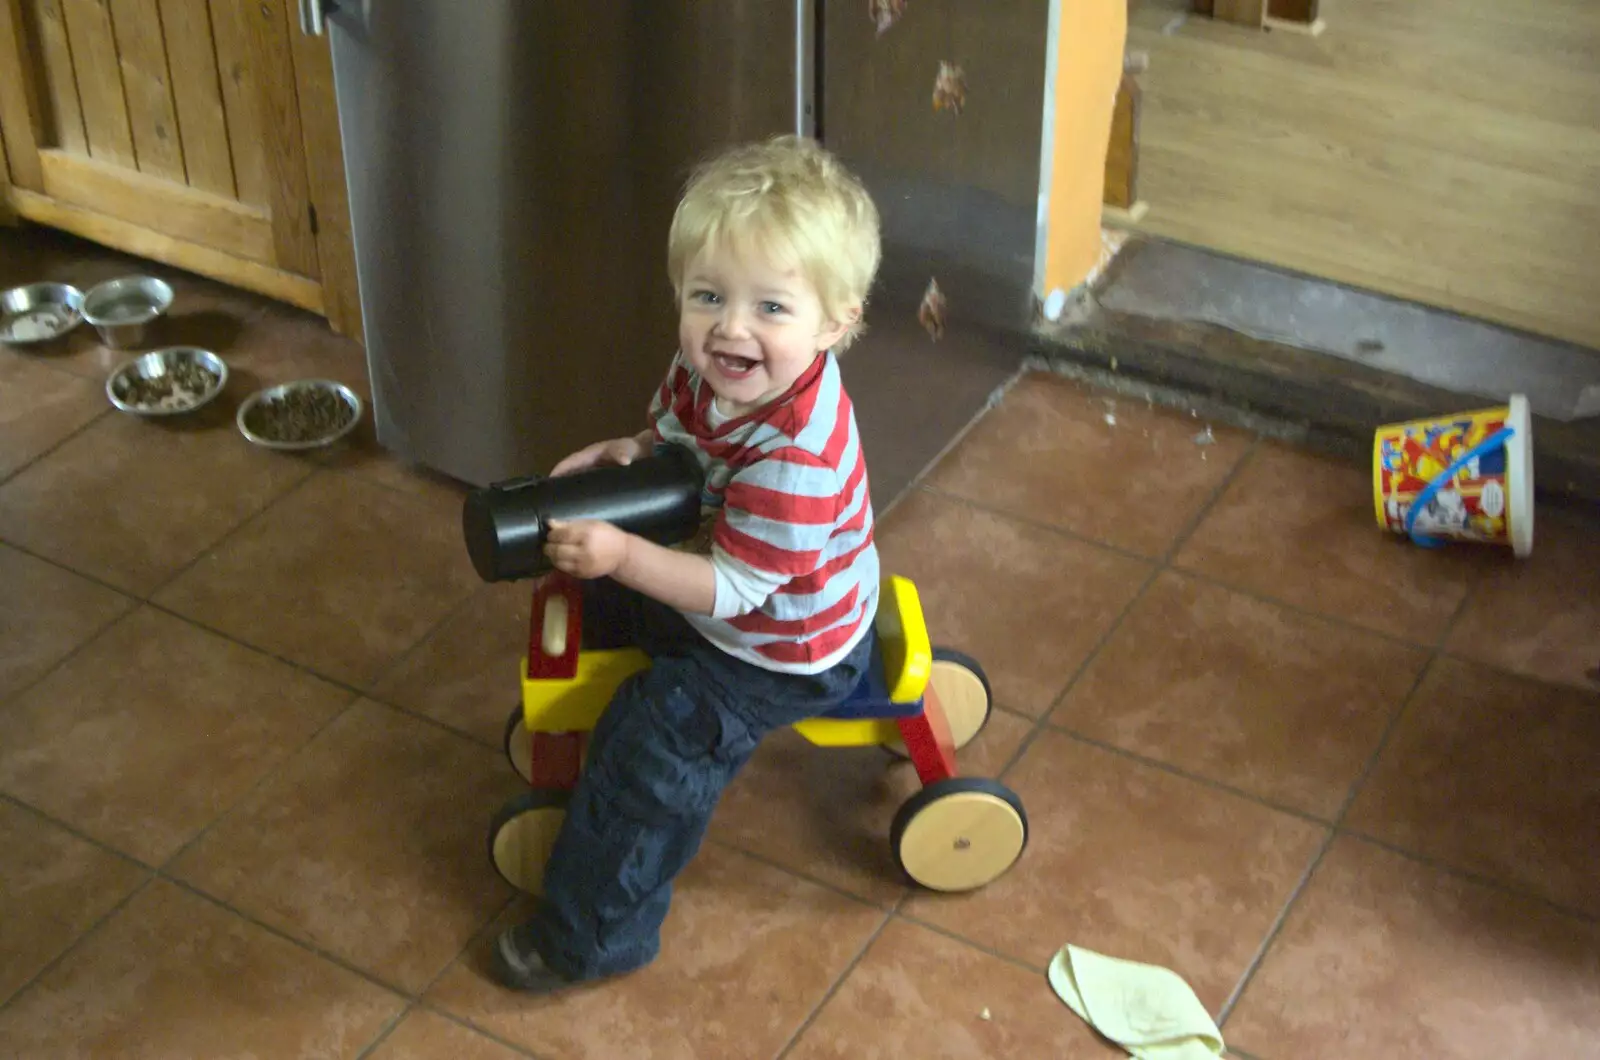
[1402,426,1515,549]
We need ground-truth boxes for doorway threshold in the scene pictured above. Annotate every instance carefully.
[1034,238,1600,508]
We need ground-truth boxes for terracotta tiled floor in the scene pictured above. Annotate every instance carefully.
[3,230,1599,1060]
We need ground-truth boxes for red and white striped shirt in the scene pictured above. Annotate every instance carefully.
[649,350,879,674]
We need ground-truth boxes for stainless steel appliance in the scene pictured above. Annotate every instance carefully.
[311,0,1050,486]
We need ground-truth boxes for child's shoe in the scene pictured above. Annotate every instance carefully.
[492,924,573,993]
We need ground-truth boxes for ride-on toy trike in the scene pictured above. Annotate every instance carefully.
[461,446,1028,896]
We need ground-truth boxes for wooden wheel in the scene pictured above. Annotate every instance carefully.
[885,648,993,757]
[487,788,570,895]
[503,703,532,783]
[890,777,1027,892]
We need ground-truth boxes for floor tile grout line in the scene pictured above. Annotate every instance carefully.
[373,858,529,1053]
[0,802,162,1021]
[1217,651,1443,1027]
[141,601,377,698]
[1325,556,1484,832]
[1434,649,1600,700]
[3,361,1588,1047]
[415,892,520,999]
[315,451,473,503]
[0,793,159,873]
[879,365,1029,520]
[138,599,514,755]
[772,910,895,1060]
[141,463,323,601]
[6,605,518,890]
[363,693,508,752]
[349,1003,415,1060]
[992,563,1160,783]
[708,839,907,913]
[995,437,1262,783]
[0,593,136,716]
[146,702,536,1011]
[919,432,1262,572]
[0,348,106,383]
[1160,436,1264,564]
[710,843,915,1059]
[1215,830,1335,1029]
[888,910,1051,978]
[1335,830,1600,927]
[19,743,1590,1045]
[361,582,497,696]
[1215,578,1483,1030]
[1169,564,1442,653]
[716,823,1600,1045]
[154,694,366,874]
[0,402,111,491]
[1037,725,1332,827]
[418,1004,556,1060]
[920,442,1509,659]
[929,462,1591,692]
[0,534,132,599]
[0,469,329,718]
[920,484,1162,566]
[159,875,417,999]
[0,872,159,1015]
[3,772,558,1054]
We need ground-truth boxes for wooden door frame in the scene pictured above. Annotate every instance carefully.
[1102,48,1149,227]
[287,12,362,343]
[0,123,14,224]
[0,0,45,191]
[0,0,362,339]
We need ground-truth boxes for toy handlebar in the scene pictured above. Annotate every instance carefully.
[461,444,706,583]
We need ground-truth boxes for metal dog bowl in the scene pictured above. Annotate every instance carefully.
[106,347,230,416]
[236,379,363,451]
[82,275,174,348]
[0,282,85,346]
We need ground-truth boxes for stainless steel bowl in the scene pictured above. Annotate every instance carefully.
[236,379,364,450]
[0,282,85,346]
[105,347,230,417]
[82,275,175,349]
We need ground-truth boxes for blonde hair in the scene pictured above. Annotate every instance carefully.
[667,136,882,351]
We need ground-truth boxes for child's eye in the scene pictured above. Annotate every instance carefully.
[760,301,787,315]
[691,289,720,305]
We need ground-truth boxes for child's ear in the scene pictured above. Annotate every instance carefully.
[817,306,861,351]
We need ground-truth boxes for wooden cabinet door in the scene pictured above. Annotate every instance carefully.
[0,0,359,337]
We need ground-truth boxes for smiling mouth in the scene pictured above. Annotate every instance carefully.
[712,352,760,379]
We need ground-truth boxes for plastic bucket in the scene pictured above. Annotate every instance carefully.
[1373,394,1533,557]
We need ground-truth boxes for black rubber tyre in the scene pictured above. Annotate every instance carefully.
[487,787,571,895]
[890,776,1028,893]
[503,703,533,783]
[884,648,995,757]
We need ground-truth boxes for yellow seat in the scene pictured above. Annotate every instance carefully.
[521,575,933,749]
[875,574,934,703]
[791,575,932,748]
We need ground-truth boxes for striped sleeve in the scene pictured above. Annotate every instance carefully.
[647,351,690,441]
[709,447,843,619]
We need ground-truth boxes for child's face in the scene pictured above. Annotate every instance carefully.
[678,240,854,416]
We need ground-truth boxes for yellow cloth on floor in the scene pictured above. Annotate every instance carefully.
[1048,945,1224,1060]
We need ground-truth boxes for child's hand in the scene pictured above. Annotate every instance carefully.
[550,436,648,477]
[544,520,630,579]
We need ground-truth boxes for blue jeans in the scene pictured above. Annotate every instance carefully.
[525,578,873,980]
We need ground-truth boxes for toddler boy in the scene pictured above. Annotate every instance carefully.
[494,135,883,991]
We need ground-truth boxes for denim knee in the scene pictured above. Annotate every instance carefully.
[587,671,755,825]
